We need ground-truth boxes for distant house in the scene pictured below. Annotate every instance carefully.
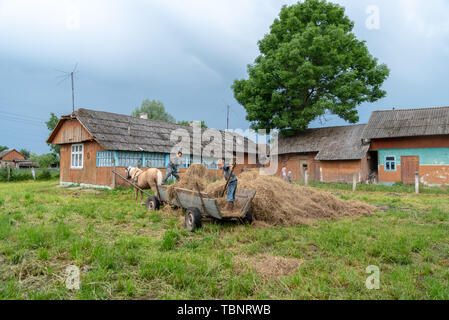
[362,106,449,186]
[0,149,25,169]
[47,108,259,189]
[276,124,370,183]
[277,106,449,186]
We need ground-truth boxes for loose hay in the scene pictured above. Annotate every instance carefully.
[167,164,208,201]
[168,164,376,226]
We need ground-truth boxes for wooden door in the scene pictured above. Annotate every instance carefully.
[299,160,308,183]
[401,156,419,185]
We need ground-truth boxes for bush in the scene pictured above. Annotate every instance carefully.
[37,169,51,180]
[0,168,59,182]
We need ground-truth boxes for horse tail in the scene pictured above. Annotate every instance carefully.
[156,169,163,186]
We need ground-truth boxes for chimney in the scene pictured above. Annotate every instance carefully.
[140,112,148,119]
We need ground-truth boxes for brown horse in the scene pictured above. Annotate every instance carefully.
[126,166,163,204]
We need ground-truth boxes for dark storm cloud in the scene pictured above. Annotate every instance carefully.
[1,0,449,153]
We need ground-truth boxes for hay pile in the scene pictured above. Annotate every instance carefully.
[168,165,376,226]
[167,164,208,201]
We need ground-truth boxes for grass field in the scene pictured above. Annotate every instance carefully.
[0,179,448,300]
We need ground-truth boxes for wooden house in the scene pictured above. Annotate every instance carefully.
[47,108,259,189]
[362,106,449,186]
[0,149,27,169]
[276,124,370,183]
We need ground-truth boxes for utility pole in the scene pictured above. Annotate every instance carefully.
[71,71,75,113]
[226,105,230,131]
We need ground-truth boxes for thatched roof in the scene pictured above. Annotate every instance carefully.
[362,106,449,140]
[48,108,257,155]
[277,124,369,160]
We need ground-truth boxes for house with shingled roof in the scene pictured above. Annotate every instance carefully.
[47,108,260,189]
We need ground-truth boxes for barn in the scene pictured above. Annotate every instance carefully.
[47,108,260,189]
[362,106,449,186]
[276,124,371,183]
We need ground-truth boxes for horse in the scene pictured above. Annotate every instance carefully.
[126,166,163,204]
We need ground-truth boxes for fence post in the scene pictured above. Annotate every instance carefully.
[304,169,309,186]
[352,172,357,192]
[7,164,10,182]
[112,157,116,189]
[415,172,419,194]
[31,167,36,181]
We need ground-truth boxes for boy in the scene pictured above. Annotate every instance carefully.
[162,151,183,185]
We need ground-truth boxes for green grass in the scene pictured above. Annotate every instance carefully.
[0,179,448,300]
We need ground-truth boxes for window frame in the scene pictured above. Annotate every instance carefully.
[384,155,396,172]
[71,143,84,169]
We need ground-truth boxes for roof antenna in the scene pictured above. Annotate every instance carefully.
[55,63,79,113]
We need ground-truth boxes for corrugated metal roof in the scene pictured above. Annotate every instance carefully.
[276,124,369,160]
[64,108,256,155]
[362,106,449,140]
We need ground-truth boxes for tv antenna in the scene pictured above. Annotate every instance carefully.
[55,63,79,113]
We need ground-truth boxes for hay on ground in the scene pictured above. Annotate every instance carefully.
[168,164,376,226]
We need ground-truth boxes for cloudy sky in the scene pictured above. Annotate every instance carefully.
[1,0,449,154]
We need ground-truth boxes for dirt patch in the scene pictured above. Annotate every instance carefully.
[234,254,301,279]
[167,165,376,226]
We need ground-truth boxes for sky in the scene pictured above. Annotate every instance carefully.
[1,0,449,154]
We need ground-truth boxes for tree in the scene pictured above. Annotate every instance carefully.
[232,0,390,135]
[177,120,208,128]
[46,113,60,156]
[0,146,8,153]
[19,149,31,159]
[30,153,59,168]
[131,99,176,123]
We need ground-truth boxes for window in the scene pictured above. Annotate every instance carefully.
[145,153,166,168]
[117,151,142,167]
[71,144,84,169]
[97,151,114,167]
[385,156,396,171]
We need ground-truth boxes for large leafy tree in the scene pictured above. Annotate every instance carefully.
[46,113,60,156]
[232,0,390,135]
[132,99,176,123]
[19,149,31,159]
[0,146,8,153]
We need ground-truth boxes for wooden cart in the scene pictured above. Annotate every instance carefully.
[112,170,256,232]
[157,185,256,232]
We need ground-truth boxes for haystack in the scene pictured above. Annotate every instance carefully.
[168,164,376,226]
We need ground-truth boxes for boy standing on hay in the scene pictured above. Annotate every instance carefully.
[162,151,183,185]
[217,159,237,212]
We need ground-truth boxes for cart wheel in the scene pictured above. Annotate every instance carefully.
[244,209,253,224]
[185,207,202,232]
[146,195,160,211]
